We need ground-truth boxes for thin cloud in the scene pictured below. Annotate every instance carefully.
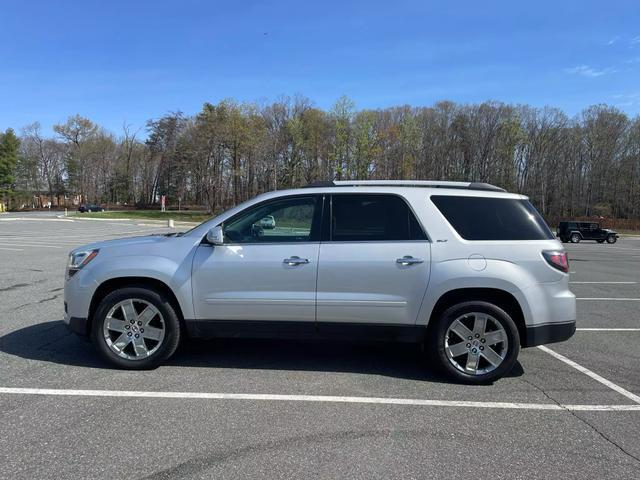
[564,65,617,77]
[607,36,620,45]
[631,36,640,45]
[611,92,640,108]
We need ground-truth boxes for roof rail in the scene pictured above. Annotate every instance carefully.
[313,180,506,192]
[302,181,336,188]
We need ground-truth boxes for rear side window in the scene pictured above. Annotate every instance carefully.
[331,194,426,241]
[431,196,553,241]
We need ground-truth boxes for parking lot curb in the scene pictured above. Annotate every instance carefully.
[59,215,199,227]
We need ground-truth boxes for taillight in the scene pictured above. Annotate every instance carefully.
[542,250,569,273]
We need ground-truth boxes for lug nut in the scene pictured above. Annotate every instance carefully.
[130,320,135,324]
[480,346,485,351]
[472,348,477,353]
[480,338,486,343]
[137,321,142,326]
[140,328,144,333]
[468,336,473,340]
[475,334,480,338]
[134,334,139,338]
[127,332,132,337]
[125,325,130,330]
[466,343,471,348]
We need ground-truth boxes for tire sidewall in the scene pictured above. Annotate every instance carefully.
[91,286,181,369]
[429,301,520,384]
[607,235,617,244]
[570,233,581,243]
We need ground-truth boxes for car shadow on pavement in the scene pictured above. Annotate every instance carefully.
[0,320,525,384]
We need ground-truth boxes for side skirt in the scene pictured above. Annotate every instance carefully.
[184,319,426,343]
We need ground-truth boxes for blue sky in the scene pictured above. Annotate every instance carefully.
[1,0,639,135]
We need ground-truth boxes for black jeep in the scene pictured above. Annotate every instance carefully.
[556,221,619,244]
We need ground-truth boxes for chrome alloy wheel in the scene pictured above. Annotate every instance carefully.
[444,312,509,375]
[102,298,166,360]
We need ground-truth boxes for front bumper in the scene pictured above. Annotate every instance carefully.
[522,320,576,347]
[64,314,89,336]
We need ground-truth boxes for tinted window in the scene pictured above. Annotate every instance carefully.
[224,196,319,243]
[331,194,426,241]
[431,196,553,241]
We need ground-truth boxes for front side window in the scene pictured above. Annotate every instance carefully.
[330,194,426,241]
[431,195,554,241]
[223,196,319,243]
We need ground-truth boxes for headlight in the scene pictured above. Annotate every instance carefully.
[67,249,99,278]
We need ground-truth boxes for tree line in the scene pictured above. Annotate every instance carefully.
[3,96,640,224]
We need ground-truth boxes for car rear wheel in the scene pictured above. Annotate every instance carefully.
[91,286,181,369]
[428,301,520,384]
[606,235,617,244]
[570,233,581,243]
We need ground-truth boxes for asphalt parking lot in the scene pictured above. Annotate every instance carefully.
[1,213,639,479]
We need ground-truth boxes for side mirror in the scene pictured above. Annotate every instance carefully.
[206,226,224,245]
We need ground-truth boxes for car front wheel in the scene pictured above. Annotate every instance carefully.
[570,233,581,243]
[606,235,617,244]
[91,286,181,369]
[428,301,520,384]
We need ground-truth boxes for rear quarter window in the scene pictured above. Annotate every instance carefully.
[430,195,554,241]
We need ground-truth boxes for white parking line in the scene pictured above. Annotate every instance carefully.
[567,246,639,252]
[538,345,640,404]
[0,243,63,249]
[0,386,639,411]
[577,328,640,331]
[570,281,637,284]
[0,218,73,222]
[576,298,640,301]
[0,246,23,251]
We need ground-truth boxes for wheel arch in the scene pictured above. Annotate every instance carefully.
[426,288,527,346]
[87,277,186,336]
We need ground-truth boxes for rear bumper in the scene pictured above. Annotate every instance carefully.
[523,320,576,347]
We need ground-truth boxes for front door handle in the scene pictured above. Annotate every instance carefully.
[396,255,424,266]
[283,256,310,266]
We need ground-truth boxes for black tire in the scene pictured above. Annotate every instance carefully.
[570,233,581,243]
[427,301,520,384]
[606,235,617,244]
[91,286,181,369]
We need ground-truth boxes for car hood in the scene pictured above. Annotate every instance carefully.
[71,234,174,254]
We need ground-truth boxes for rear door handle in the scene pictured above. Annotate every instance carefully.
[396,256,424,266]
[283,256,310,266]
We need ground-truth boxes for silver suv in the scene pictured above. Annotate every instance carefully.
[63,180,576,383]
